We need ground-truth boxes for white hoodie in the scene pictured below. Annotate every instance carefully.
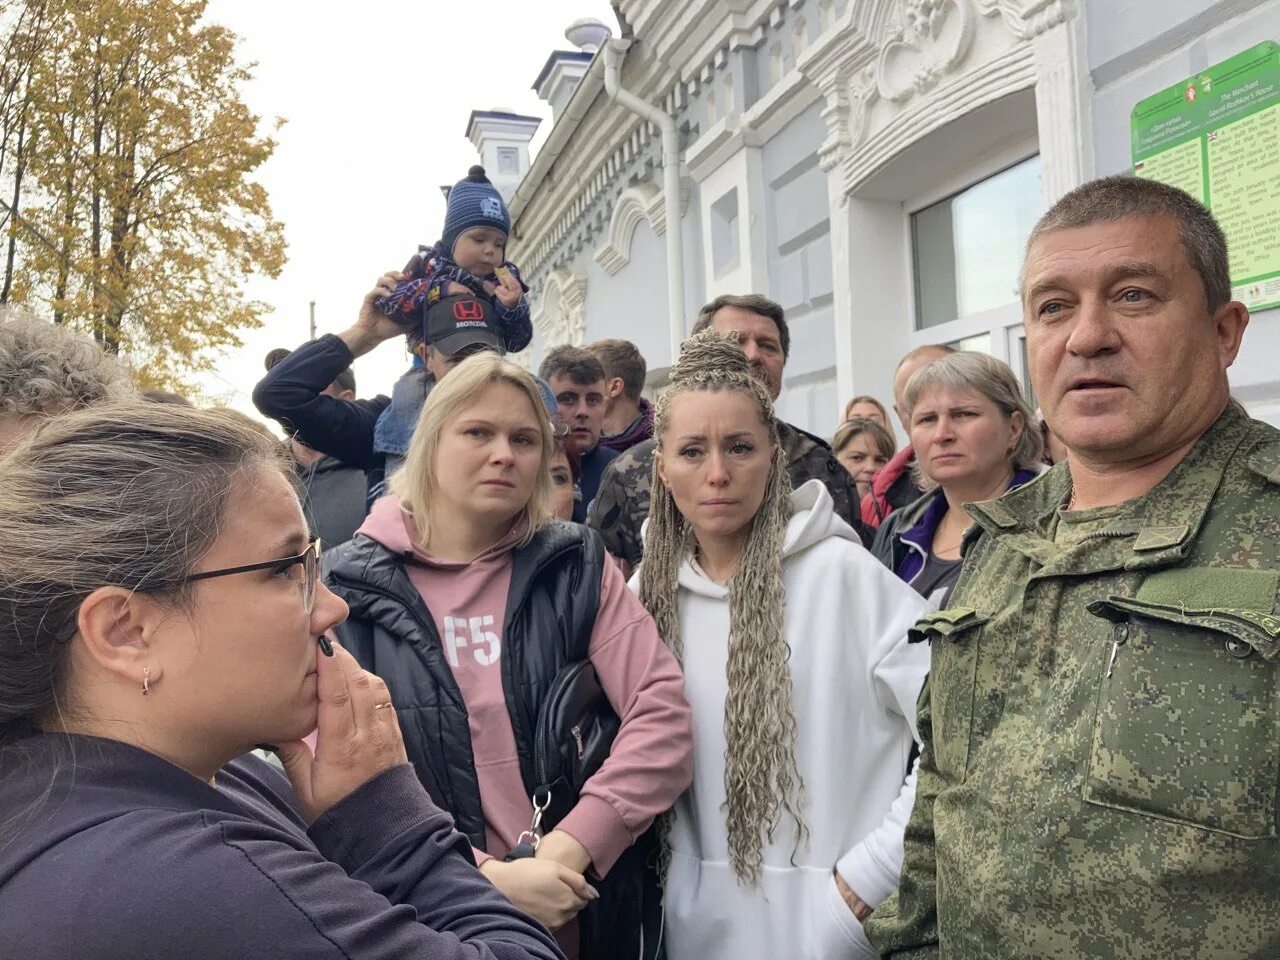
[631,480,932,960]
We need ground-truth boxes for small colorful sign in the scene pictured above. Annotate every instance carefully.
[1132,41,1280,312]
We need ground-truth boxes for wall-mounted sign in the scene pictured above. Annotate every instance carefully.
[1132,41,1280,312]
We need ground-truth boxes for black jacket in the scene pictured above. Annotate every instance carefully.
[252,335,395,491]
[870,488,934,576]
[324,521,603,842]
[884,464,925,516]
[297,454,368,547]
[324,521,662,959]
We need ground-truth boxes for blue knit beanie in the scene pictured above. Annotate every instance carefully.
[443,166,511,255]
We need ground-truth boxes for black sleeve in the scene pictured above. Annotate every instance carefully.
[102,766,565,960]
[251,335,390,471]
[824,466,875,548]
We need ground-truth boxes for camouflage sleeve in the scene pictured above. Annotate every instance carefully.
[864,674,942,959]
[587,456,645,570]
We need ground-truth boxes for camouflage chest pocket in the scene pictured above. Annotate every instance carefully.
[910,607,989,781]
[1084,567,1280,839]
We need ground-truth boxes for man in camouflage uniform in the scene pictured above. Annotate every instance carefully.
[865,177,1279,959]
[588,294,867,569]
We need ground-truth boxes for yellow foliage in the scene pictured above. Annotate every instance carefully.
[0,0,286,390]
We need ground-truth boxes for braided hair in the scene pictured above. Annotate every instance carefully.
[638,330,808,887]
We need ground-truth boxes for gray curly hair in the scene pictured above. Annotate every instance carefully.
[639,329,807,887]
[0,307,133,417]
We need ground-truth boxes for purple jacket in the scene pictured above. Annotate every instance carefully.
[0,734,564,960]
[893,469,1041,585]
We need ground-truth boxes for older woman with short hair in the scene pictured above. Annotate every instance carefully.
[872,351,1043,607]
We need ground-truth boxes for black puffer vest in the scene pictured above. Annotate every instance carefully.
[324,520,602,841]
[324,521,663,960]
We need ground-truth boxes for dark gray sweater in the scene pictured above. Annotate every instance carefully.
[0,734,564,960]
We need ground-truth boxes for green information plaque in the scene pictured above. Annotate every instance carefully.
[1132,41,1280,312]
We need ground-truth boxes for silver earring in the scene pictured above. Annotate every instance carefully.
[142,667,150,696]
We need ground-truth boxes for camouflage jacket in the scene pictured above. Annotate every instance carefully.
[587,420,866,568]
[866,403,1280,960]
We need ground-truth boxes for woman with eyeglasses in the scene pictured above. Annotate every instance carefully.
[324,351,693,960]
[0,401,562,960]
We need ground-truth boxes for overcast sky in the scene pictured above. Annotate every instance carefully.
[197,0,615,425]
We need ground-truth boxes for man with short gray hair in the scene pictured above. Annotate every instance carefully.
[867,175,1280,959]
[0,307,133,455]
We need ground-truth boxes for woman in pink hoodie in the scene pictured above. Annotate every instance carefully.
[324,351,693,960]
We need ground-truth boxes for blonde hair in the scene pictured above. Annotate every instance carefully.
[903,351,1044,491]
[841,394,889,426]
[639,330,807,887]
[391,351,555,548]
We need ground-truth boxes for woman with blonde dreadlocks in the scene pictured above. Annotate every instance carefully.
[635,331,932,960]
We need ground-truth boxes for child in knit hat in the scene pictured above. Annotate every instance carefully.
[376,165,532,353]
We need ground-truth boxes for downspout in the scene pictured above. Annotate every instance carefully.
[603,38,685,365]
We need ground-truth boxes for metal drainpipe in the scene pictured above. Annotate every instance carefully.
[603,37,685,366]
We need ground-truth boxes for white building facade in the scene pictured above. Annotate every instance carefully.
[496,0,1280,439]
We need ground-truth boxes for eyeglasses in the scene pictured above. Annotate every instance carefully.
[185,538,322,613]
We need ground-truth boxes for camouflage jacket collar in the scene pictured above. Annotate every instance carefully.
[964,403,1256,577]
[778,420,828,467]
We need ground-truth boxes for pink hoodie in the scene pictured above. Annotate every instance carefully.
[356,496,693,879]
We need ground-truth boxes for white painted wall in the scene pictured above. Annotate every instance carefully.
[762,101,840,437]
[584,218,672,370]
[517,0,1280,437]
[1089,0,1280,426]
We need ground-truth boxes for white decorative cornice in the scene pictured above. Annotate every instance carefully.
[534,267,588,347]
[741,67,821,142]
[844,42,1038,190]
[797,5,873,173]
[800,0,1080,191]
[977,0,1078,40]
[593,175,692,275]
[685,113,764,182]
[513,114,660,276]
[643,178,690,236]
[594,183,661,274]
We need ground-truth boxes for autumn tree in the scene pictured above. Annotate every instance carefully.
[0,0,284,389]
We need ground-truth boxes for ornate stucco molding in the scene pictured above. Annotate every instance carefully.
[644,175,691,236]
[799,0,1080,196]
[595,183,663,275]
[976,0,1077,41]
[533,267,587,347]
[592,175,692,276]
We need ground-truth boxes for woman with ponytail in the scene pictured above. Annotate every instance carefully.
[0,401,561,960]
[636,331,932,960]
